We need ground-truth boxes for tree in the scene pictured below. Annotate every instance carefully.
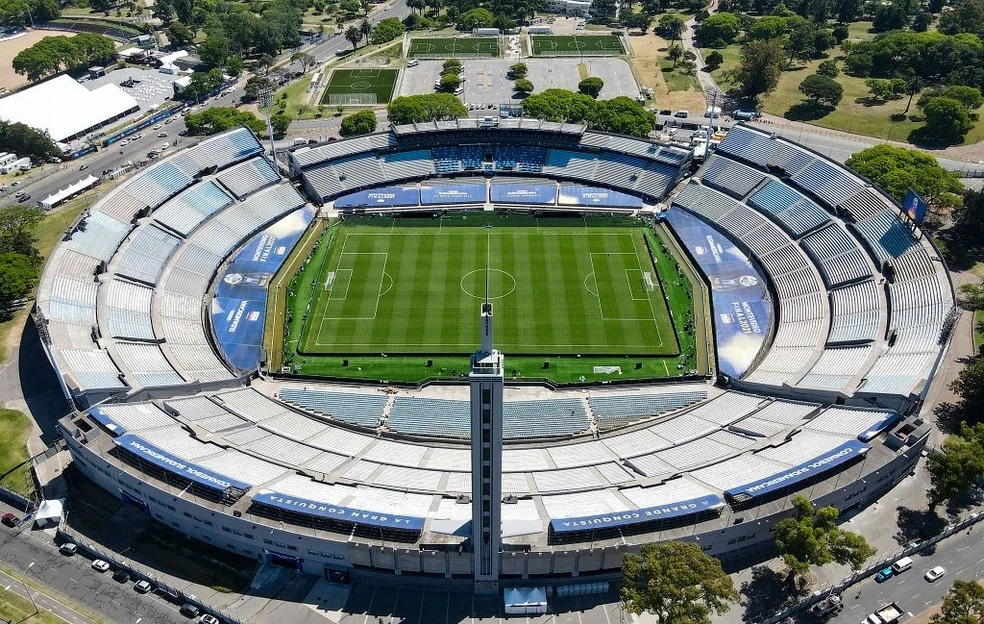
[773,496,876,577]
[656,14,686,42]
[817,59,839,77]
[578,76,604,98]
[939,0,984,37]
[514,78,534,94]
[747,15,787,39]
[345,25,361,49]
[923,96,974,142]
[0,205,44,265]
[179,68,225,101]
[865,77,896,101]
[705,50,724,70]
[832,24,849,42]
[731,38,785,99]
[370,17,404,44]
[667,43,683,67]
[457,7,494,29]
[243,76,272,101]
[950,357,984,420]
[696,12,741,46]
[359,18,372,45]
[845,145,962,214]
[184,107,265,135]
[873,1,908,31]
[621,541,739,624]
[932,579,984,623]
[387,93,468,124]
[12,33,116,81]
[508,62,527,78]
[623,10,653,33]
[0,252,38,314]
[521,88,596,123]
[940,85,984,110]
[270,113,291,137]
[785,18,818,66]
[913,11,932,31]
[167,22,196,47]
[290,51,315,72]
[198,32,231,68]
[944,189,984,265]
[443,58,462,74]
[340,109,377,136]
[0,122,59,167]
[589,97,657,137]
[800,73,843,107]
[927,422,984,509]
[439,72,461,91]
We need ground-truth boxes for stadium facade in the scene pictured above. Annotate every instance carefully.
[41,121,949,587]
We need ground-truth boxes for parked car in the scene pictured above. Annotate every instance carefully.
[1,512,19,527]
[134,579,153,593]
[179,603,200,618]
[874,567,894,582]
[91,559,111,573]
[165,117,176,124]
[59,543,78,556]
[153,123,163,130]
[674,110,689,118]
[924,566,946,582]
[157,132,167,138]
[199,615,219,624]
[112,569,130,583]
[17,194,30,203]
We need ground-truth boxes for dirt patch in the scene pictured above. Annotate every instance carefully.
[629,32,705,113]
[0,29,77,92]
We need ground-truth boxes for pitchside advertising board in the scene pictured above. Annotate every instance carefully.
[211,205,317,370]
[663,209,771,379]
[334,186,420,208]
[113,433,250,493]
[549,494,724,534]
[725,440,870,500]
[489,182,558,205]
[903,188,928,224]
[419,182,487,205]
[558,185,643,209]
[253,491,426,530]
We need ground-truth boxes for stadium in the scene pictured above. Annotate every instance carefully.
[38,119,952,592]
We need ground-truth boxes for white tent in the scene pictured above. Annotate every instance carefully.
[34,499,65,529]
[503,587,547,615]
[40,175,99,210]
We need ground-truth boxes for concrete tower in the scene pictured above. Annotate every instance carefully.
[470,291,503,590]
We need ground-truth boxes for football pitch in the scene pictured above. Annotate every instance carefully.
[407,37,501,58]
[530,35,625,56]
[298,221,679,357]
[320,68,398,105]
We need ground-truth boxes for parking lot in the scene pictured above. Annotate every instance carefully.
[398,58,639,106]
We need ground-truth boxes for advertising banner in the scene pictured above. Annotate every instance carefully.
[420,183,487,205]
[725,440,870,500]
[490,182,557,205]
[253,491,425,531]
[334,186,419,209]
[550,494,724,534]
[114,433,250,492]
[558,185,642,209]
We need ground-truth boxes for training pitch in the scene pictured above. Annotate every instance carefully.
[407,37,501,58]
[320,68,399,105]
[530,35,625,56]
[298,220,679,356]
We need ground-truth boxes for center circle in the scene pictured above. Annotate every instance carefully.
[349,81,373,90]
[459,268,516,300]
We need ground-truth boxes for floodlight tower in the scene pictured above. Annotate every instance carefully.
[257,85,281,179]
[470,269,503,591]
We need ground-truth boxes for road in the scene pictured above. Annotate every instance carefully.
[0,567,99,624]
[0,526,186,624]
[825,525,984,624]
[308,0,411,63]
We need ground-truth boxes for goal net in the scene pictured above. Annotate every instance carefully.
[643,272,656,292]
[324,271,336,291]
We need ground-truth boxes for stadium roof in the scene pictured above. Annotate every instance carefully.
[391,118,586,136]
[0,75,139,142]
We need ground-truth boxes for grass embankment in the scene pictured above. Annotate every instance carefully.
[0,409,35,497]
[132,522,257,593]
[631,32,705,112]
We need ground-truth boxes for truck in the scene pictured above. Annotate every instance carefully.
[808,594,843,618]
[864,602,904,624]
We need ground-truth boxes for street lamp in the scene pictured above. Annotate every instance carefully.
[21,562,39,618]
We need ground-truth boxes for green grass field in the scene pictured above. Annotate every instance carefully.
[276,214,700,384]
[408,37,501,58]
[320,68,398,106]
[530,35,625,56]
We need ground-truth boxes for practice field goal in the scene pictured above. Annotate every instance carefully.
[325,92,378,105]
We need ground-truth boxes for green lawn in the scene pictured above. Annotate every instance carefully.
[530,35,625,56]
[407,36,501,58]
[0,585,79,624]
[0,409,35,497]
[320,68,398,106]
[660,58,700,91]
[701,44,741,91]
[975,310,984,353]
[132,522,256,593]
[281,214,697,384]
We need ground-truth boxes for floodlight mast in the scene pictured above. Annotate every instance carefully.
[258,86,281,179]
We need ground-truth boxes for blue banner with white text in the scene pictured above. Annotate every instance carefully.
[725,440,870,500]
[253,491,425,531]
[490,182,557,205]
[420,183,487,205]
[114,433,250,492]
[211,205,317,371]
[549,494,724,534]
[558,185,642,208]
[334,186,419,209]
[663,208,772,379]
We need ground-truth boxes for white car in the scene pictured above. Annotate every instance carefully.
[924,566,946,582]
[153,123,163,130]
[91,559,110,572]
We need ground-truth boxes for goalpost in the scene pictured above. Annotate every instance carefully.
[643,272,656,292]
